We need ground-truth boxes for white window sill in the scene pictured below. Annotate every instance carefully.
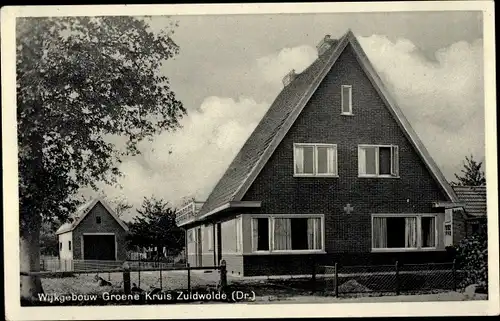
[246,250,326,255]
[341,112,354,116]
[358,175,400,179]
[371,247,441,253]
[294,174,339,178]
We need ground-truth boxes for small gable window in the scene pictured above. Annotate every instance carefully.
[294,143,338,177]
[358,145,399,177]
[341,85,352,115]
[96,216,102,224]
[68,241,72,251]
[59,242,62,250]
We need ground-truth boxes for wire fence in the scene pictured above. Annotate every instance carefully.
[321,261,459,297]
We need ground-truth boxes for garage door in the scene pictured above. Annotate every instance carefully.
[83,234,116,260]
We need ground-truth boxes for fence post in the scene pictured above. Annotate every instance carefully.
[311,257,316,294]
[395,261,400,295]
[334,263,338,298]
[187,263,191,292]
[452,259,457,291]
[123,262,131,294]
[220,259,227,291]
[159,265,163,291]
[138,258,141,288]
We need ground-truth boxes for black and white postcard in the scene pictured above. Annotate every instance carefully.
[2,2,498,320]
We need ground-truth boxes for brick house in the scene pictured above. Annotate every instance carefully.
[176,30,471,276]
[452,185,487,236]
[56,198,129,264]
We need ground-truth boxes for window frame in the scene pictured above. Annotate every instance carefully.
[371,213,439,252]
[358,144,399,178]
[250,214,325,254]
[187,229,194,243]
[235,216,243,253]
[293,143,338,177]
[341,85,353,115]
[444,209,453,246]
[207,224,214,251]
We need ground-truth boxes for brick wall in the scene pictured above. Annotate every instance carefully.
[241,44,450,272]
[72,202,128,260]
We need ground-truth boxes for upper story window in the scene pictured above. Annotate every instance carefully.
[341,85,352,115]
[294,143,338,177]
[358,145,399,177]
[96,216,102,224]
[68,241,72,251]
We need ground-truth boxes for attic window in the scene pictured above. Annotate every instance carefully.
[341,85,352,115]
[96,216,102,224]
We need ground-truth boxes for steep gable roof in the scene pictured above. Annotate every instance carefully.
[452,185,487,217]
[199,30,458,217]
[56,198,129,234]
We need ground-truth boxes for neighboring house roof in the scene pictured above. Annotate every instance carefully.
[56,198,129,235]
[198,30,459,218]
[452,185,487,218]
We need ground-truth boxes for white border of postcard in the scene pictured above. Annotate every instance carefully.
[2,1,499,320]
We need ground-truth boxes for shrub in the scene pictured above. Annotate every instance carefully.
[454,225,488,289]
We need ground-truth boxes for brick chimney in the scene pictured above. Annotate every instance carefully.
[282,69,296,87]
[316,34,337,56]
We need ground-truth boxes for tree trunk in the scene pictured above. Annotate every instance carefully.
[20,217,44,301]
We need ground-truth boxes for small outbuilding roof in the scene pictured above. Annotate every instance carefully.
[56,198,129,235]
[452,185,487,218]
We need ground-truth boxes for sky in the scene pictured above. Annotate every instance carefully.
[82,11,485,221]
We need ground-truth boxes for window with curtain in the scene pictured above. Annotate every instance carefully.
[252,216,323,252]
[294,144,337,176]
[358,145,399,177]
[372,215,437,250]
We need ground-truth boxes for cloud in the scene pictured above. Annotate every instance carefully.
[357,34,484,180]
[256,45,318,88]
[87,96,270,220]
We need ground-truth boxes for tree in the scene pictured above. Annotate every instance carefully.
[452,155,486,186]
[96,192,134,218]
[454,223,488,289]
[39,222,59,257]
[127,197,185,258]
[17,16,184,300]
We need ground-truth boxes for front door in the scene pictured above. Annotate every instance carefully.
[196,227,202,267]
